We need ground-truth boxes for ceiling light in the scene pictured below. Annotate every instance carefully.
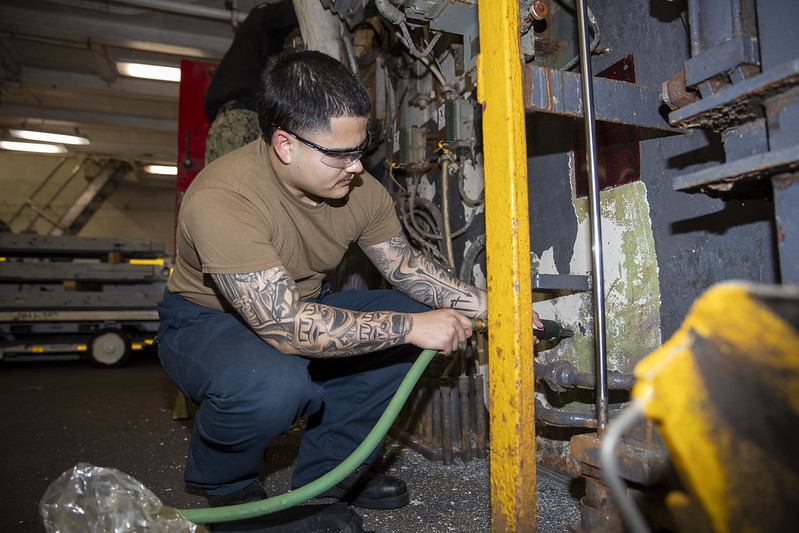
[0,140,68,154]
[116,61,181,83]
[9,129,90,145]
[143,164,178,176]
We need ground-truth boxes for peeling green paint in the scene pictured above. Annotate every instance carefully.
[603,182,662,372]
[534,180,662,377]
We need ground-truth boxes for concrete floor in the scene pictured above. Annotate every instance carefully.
[1,351,582,532]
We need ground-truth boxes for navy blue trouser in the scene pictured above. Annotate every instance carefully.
[156,287,428,496]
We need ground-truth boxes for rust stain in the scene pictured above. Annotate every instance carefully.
[544,67,553,113]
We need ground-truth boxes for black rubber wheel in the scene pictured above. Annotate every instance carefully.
[89,329,131,368]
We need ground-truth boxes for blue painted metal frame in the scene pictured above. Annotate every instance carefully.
[774,176,799,283]
[673,144,799,192]
[672,0,799,284]
[684,34,760,88]
[669,59,799,131]
[684,0,760,87]
[521,64,681,133]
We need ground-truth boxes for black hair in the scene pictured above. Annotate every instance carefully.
[256,50,372,142]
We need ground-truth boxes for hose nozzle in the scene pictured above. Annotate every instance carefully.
[472,317,488,332]
[472,317,574,341]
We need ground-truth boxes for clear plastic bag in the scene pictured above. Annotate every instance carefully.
[40,463,205,533]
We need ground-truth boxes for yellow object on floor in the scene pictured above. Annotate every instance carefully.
[632,282,799,532]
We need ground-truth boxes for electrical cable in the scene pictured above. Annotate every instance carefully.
[408,181,445,241]
[458,235,485,283]
[397,193,449,264]
[440,158,456,270]
[456,159,485,206]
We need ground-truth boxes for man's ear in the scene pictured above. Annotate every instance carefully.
[271,129,294,164]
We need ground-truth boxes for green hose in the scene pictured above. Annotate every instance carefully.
[179,347,439,524]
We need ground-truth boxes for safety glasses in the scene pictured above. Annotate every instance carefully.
[274,125,370,169]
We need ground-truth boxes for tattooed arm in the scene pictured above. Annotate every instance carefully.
[210,265,467,357]
[361,232,488,318]
[362,232,547,340]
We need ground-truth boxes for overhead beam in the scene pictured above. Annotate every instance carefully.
[1,4,231,59]
[21,67,179,100]
[0,104,177,131]
[73,142,176,158]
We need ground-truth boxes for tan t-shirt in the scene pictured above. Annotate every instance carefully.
[167,139,401,310]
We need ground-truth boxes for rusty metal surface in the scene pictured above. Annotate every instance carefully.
[663,70,699,110]
[577,478,626,533]
[521,63,681,133]
[570,429,670,487]
[669,58,799,132]
[672,142,799,193]
[569,425,675,532]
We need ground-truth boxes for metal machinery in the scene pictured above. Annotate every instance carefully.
[0,234,169,367]
[602,282,799,533]
[316,0,798,530]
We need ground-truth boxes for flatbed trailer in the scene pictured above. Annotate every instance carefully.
[0,234,168,367]
[0,308,160,366]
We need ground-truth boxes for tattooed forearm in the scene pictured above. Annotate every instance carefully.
[213,270,298,334]
[363,232,487,317]
[211,267,414,357]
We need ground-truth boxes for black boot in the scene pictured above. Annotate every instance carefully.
[313,465,409,510]
[207,480,267,507]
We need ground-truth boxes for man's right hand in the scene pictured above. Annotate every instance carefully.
[406,309,474,355]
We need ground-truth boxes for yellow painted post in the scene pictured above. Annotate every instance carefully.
[476,0,536,530]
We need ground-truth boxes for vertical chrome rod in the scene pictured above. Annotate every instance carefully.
[576,0,609,433]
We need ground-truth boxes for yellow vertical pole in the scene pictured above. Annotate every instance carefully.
[476,0,536,531]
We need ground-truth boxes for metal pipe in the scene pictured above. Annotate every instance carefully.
[110,0,246,23]
[449,378,460,455]
[440,158,457,269]
[534,400,624,429]
[440,378,454,465]
[534,400,598,429]
[430,376,442,449]
[535,360,635,392]
[473,372,488,458]
[458,375,473,461]
[373,0,441,61]
[576,0,609,433]
[373,0,403,25]
[459,235,485,283]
